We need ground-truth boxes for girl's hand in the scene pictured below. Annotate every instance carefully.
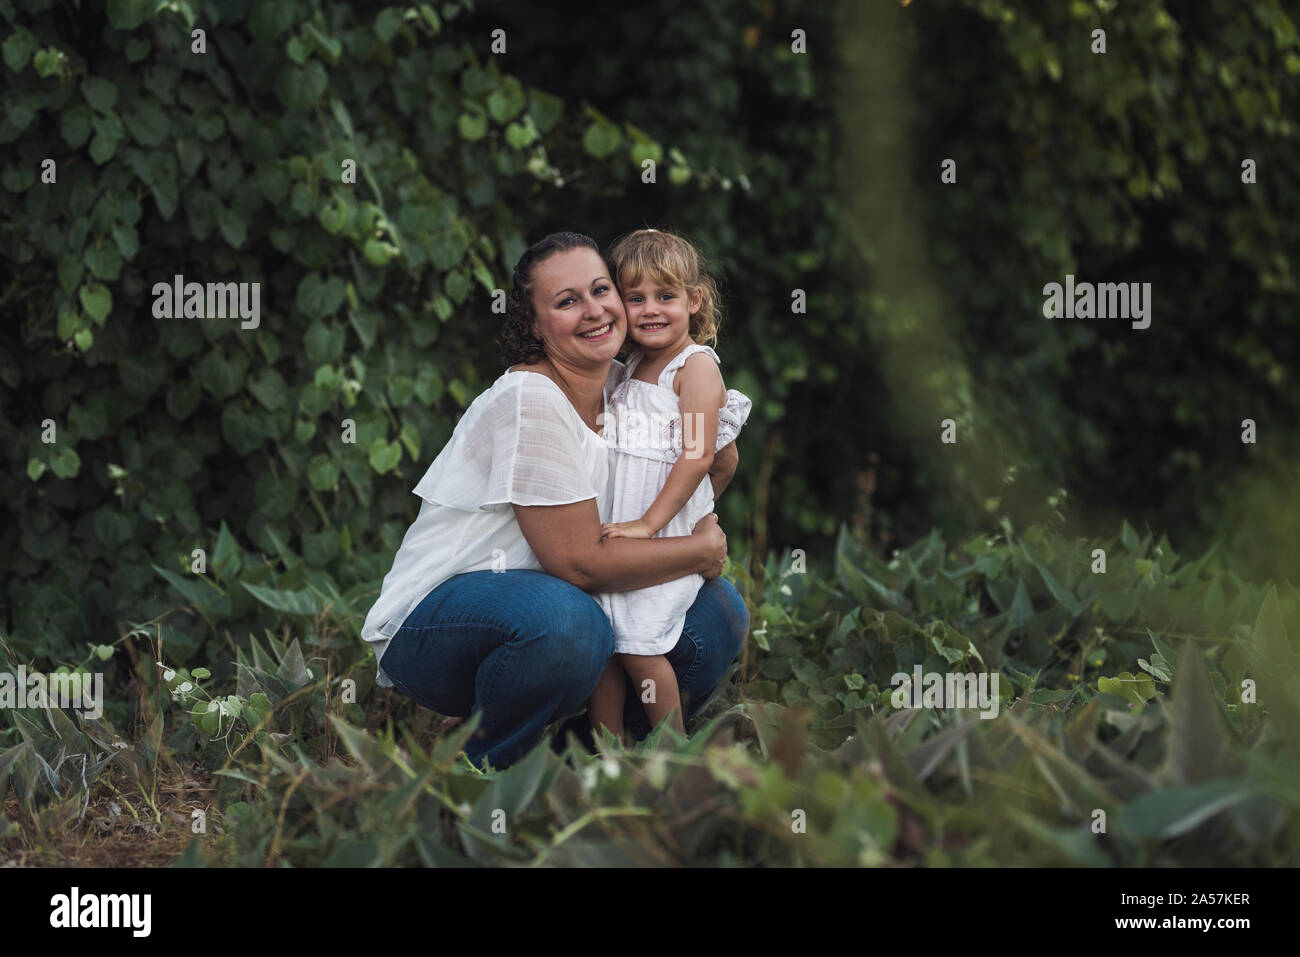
[601,519,653,540]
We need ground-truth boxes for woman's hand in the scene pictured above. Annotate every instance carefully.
[692,513,727,579]
[515,499,724,593]
[601,519,653,540]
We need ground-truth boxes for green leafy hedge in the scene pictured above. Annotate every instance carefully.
[0,0,726,668]
[837,0,1300,578]
[7,0,1299,672]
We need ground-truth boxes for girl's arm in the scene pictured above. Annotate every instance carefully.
[604,353,727,539]
[514,501,727,592]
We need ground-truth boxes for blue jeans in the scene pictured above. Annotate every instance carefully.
[378,570,749,770]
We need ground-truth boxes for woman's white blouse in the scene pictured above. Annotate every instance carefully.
[361,363,621,686]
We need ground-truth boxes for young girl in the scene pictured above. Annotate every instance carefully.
[588,228,751,742]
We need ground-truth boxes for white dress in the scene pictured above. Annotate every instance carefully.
[597,344,752,655]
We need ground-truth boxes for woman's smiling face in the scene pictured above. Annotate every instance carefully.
[529,247,627,368]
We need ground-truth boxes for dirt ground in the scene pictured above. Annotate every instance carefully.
[1,759,220,868]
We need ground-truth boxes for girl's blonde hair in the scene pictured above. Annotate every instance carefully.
[607,228,720,347]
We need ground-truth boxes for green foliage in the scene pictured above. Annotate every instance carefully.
[3,0,1300,867]
[5,517,1284,867]
[3,510,1298,864]
[734,514,1296,764]
[0,668,155,832]
[402,0,1300,581]
[9,0,1296,675]
[0,0,706,671]
[839,0,1300,578]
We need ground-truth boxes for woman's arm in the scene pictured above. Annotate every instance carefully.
[709,440,738,499]
[514,500,727,593]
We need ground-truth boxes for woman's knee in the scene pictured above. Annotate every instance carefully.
[553,595,615,666]
[523,579,614,687]
[709,578,750,658]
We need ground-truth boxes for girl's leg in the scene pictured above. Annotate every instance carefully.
[621,577,749,740]
[586,659,627,739]
[378,569,614,770]
[618,653,683,733]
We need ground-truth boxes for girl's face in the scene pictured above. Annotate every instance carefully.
[529,248,627,368]
[620,272,703,353]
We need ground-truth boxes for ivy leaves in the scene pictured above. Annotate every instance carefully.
[367,438,402,474]
[296,272,347,321]
[582,109,622,159]
[486,76,526,124]
[81,76,118,113]
[89,112,125,164]
[277,61,329,110]
[307,455,339,491]
[2,28,38,73]
[106,0,153,31]
[78,283,112,323]
[8,0,718,700]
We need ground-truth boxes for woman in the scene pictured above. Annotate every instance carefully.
[362,232,749,770]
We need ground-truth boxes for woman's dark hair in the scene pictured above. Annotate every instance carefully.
[499,231,602,367]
